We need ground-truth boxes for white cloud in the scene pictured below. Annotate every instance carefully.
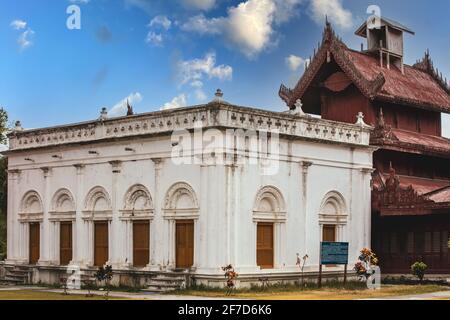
[10,19,35,51]
[146,31,163,46]
[309,0,353,29]
[181,14,223,34]
[149,15,172,30]
[443,114,450,139]
[10,20,27,30]
[17,29,35,51]
[182,0,216,11]
[162,94,187,110]
[194,89,208,102]
[181,0,303,58]
[177,52,232,86]
[108,92,143,117]
[273,0,304,24]
[285,54,307,71]
[175,53,232,103]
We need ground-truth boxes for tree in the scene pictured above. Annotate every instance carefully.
[0,107,9,260]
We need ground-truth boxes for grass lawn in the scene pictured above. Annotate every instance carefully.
[0,289,123,300]
[172,283,450,300]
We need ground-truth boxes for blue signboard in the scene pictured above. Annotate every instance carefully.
[320,242,349,265]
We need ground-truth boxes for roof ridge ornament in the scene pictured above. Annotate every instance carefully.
[99,107,108,121]
[355,112,369,127]
[14,120,23,132]
[289,99,307,116]
[413,50,450,94]
[126,99,134,116]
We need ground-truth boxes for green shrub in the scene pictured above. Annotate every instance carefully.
[411,262,428,282]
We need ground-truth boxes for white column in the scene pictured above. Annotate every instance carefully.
[73,164,86,266]
[150,158,164,270]
[301,161,312,256]
[198,164,209,269]
[6,170,19,263]
[109,160,123,267]
[39,167,52,265]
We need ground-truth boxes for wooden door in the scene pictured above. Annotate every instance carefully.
[323,225,336,242]
[60,222,73,265]
[175,220,194,269]
[133,221,150,267]
[257,223,274,269]
[94,222,109,266]
[29,223,40,264]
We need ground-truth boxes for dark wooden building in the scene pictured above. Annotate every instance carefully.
[279,18,450,274]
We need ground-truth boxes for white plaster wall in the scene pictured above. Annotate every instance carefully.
[6,130,373,276]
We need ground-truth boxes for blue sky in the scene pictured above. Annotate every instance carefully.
[1,0,449,137]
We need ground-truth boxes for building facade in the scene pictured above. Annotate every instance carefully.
[3,101,373,287]
[280,19,450,275]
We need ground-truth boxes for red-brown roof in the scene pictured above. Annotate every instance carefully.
[344,49,450,112]
[427,187,450,203]
[390,174,450,197]
[280,23,450,114]
[386,128,450,157]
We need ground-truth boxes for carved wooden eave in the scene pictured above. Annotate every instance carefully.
[371,169,450,216]
[279,22,386,108]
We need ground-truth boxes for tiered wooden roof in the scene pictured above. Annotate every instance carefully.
[279,22,450,113]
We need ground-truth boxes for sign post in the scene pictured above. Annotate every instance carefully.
[319,242,349,288]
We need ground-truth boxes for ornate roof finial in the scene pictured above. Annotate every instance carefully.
[290,99,306,116]
[99,107,108,120]
[14,120,23,132]
[126,99,134,116]
[214,88,223,101]
[355,112,368,126]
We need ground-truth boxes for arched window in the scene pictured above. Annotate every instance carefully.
[163,182,199,269]
[50,188,76,220]
[163,182,199,219]
[253,186,286,270]
[253,186,286,222]
[19,190,44,222]
[83,186,112,220]
[121,184,154,220]
[319,191,348,242]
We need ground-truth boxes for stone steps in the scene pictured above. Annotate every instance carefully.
[143,273,187,293]
[1,266,32,285]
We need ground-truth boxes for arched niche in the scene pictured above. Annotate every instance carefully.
[83,186,112,220]
[163,182,199,219]
[50,188,76,220]
[121,184,154,220]
[19,190,44,222]
[253,186,287,222]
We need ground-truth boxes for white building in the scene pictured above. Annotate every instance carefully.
[2,98,374,288]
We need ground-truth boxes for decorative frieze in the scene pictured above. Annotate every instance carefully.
[7,103,372,152]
